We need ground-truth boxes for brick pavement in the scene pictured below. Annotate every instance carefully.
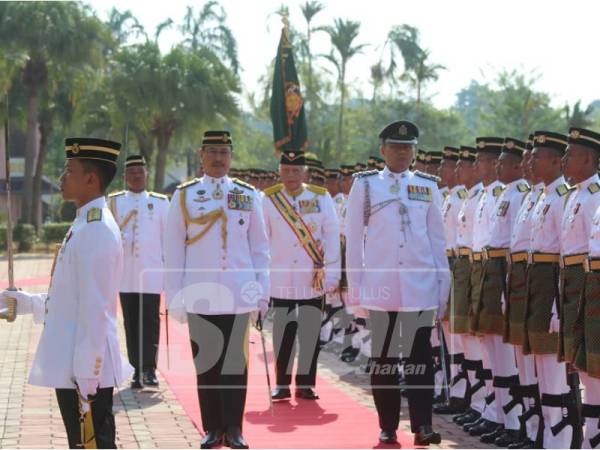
[0,254,493,448]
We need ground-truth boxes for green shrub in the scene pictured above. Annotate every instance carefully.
[13,223,36,252]
[41,222,71,246]
[0,225,6,250]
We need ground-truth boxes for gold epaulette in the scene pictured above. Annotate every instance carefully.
[264,183,284,196]
[589,182,600,194]
[108,190,125,198]
[414,170,440,182]
[556,184,570,196]
[307,184,328,195]
[177,178,200,190]
[517,183,530,193]
[149,191,168,200]
[87,208,102,223]
[493,185,505,197]
[457,188,468,200]
[232,177,255,190]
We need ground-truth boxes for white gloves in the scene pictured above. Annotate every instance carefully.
[0,289,47,322]
[75,378,99,412]
[549,313,560,333]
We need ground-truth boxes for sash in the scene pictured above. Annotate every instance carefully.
[118,209,137,230]
[269,190,324,290]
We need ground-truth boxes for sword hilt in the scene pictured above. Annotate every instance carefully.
[0,286,17,322]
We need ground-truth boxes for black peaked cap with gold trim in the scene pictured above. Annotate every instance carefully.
[280,150,305,166]
[533,131,567,155]
[379,120,419,144]
[459,145,477,162]
[442,146,460,161]
[65,138,121,164]
[125,154,146,168]
[526,134,534,151]
[340,164,354,176]
[502,137,526,158]
[426,150,443,164]
[475,137,504,155]
[568,127,600,153]
[202,130,232,146]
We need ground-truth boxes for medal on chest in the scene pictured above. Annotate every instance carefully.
[407,185,432,202]
[496,200,510,217]
[299,199,321,214]
[389,179,400,194]
[228,191,253,211]
[194,189,210,203]
[212,183,224,200]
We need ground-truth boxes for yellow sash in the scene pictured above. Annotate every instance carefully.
[180,188,228,248]
[118,209,137,230]
[269,190,324,290]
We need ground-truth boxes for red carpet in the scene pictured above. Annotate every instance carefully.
[157,300,415,448]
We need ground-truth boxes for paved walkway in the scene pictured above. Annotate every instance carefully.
[0,255,491,448]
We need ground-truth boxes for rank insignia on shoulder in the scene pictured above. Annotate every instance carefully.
[407,185,432,202]
[149,191,168,200]
[589,182,600,194]
[264,183,283,196]
[353,169,378,179]
[87,208,102,223]
[556,184,569,196]
[457,188,468,200]
[469,188,481,199]
[496,200,510,217]
[227,193,253,211]
[517,183,530,193]
[414,170,440,182]
[307,184,328,195]
[232,177,255,191]
[177,178,200,190]
[493,186,505,198]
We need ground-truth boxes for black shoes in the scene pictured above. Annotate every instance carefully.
[200,430,223,449]
[224,426,249,449]
[434,397,467,415]
[340,346,360,363]
[453,408,480,425]
[130,372,143,390]
[414,425,442,446]
[295,388,319,400]
[379,430,398,444]
[479,424,505,443]
[271,387,291,400]
[493,429,521,447]
[143,368,159,387]
[508,438,535,449]
[469,419,501,437]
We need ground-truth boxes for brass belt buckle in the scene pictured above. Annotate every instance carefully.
[584,258,590,273]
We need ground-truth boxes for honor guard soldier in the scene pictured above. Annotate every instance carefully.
[473,138,530,446]
[462,137,505,440]
[263,149,340,401]
[164,130,270,449]
[345,120,450,446]
[452,146,488,428]
[413,148,427,172]
[108,155,170,389]
[578,131,600,449]
[504,134,544,449]
[434,146,470,415]
[560,127,600,448]
[1,138,133,448]
[425,150,443,179]
[526,130,574,448]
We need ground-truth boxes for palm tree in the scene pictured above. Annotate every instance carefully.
[565,100,595,128]
[299,1,325,128]
[0,2,112,223]
[402,49,445,104]
[323,19,366,155]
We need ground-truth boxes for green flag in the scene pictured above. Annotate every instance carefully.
[270,25,308,151]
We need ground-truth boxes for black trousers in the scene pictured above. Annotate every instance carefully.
[271,296,324,388]
[188,313,249,433]
[369,310,435,433]
[119,292,160,373]
[56,387,116,449]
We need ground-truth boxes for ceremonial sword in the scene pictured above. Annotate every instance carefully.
[256,314,274,415]
[1,93,16,322]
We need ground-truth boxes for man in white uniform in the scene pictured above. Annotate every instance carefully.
[108,155,169,388]
[346,120,450,446]
[1,137,132,448]
[164,130,270,449]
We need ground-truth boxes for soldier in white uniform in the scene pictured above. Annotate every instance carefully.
[108,155,169,388]
[464,137,505,440]
[560,127,600,449]
[526,130,573,448]
[434,146,469,415]
[451,146,487,429]
[504,134,544,449]
[474,138,530,446]
[164,130,270,449]
[579,130,600,448]
[345,121,450,446]
[1,138,132,448]
[263,149,340,401]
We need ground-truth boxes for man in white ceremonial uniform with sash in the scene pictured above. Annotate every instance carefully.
[263,149,340,401]
[164,130,270,449]
[108,155,170,389]
[1,138,133,448]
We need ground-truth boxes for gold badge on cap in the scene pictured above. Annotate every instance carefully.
[570,129,581,139]
[398,124,407,135]
[506,141,515,149]
[477,141,485,148]
[537,135,546,144]
[72,143,80,154]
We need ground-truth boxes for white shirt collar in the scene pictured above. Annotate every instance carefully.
[382,166,409,179]
[76,196,107,219]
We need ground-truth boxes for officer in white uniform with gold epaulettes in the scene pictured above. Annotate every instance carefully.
[1,137,132,448]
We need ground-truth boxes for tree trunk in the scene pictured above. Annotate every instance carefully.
[153,130,171,192]
[335,65,346,156]
[22,88,39,224]
[32,118,51,230]
[135,129,154,165]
